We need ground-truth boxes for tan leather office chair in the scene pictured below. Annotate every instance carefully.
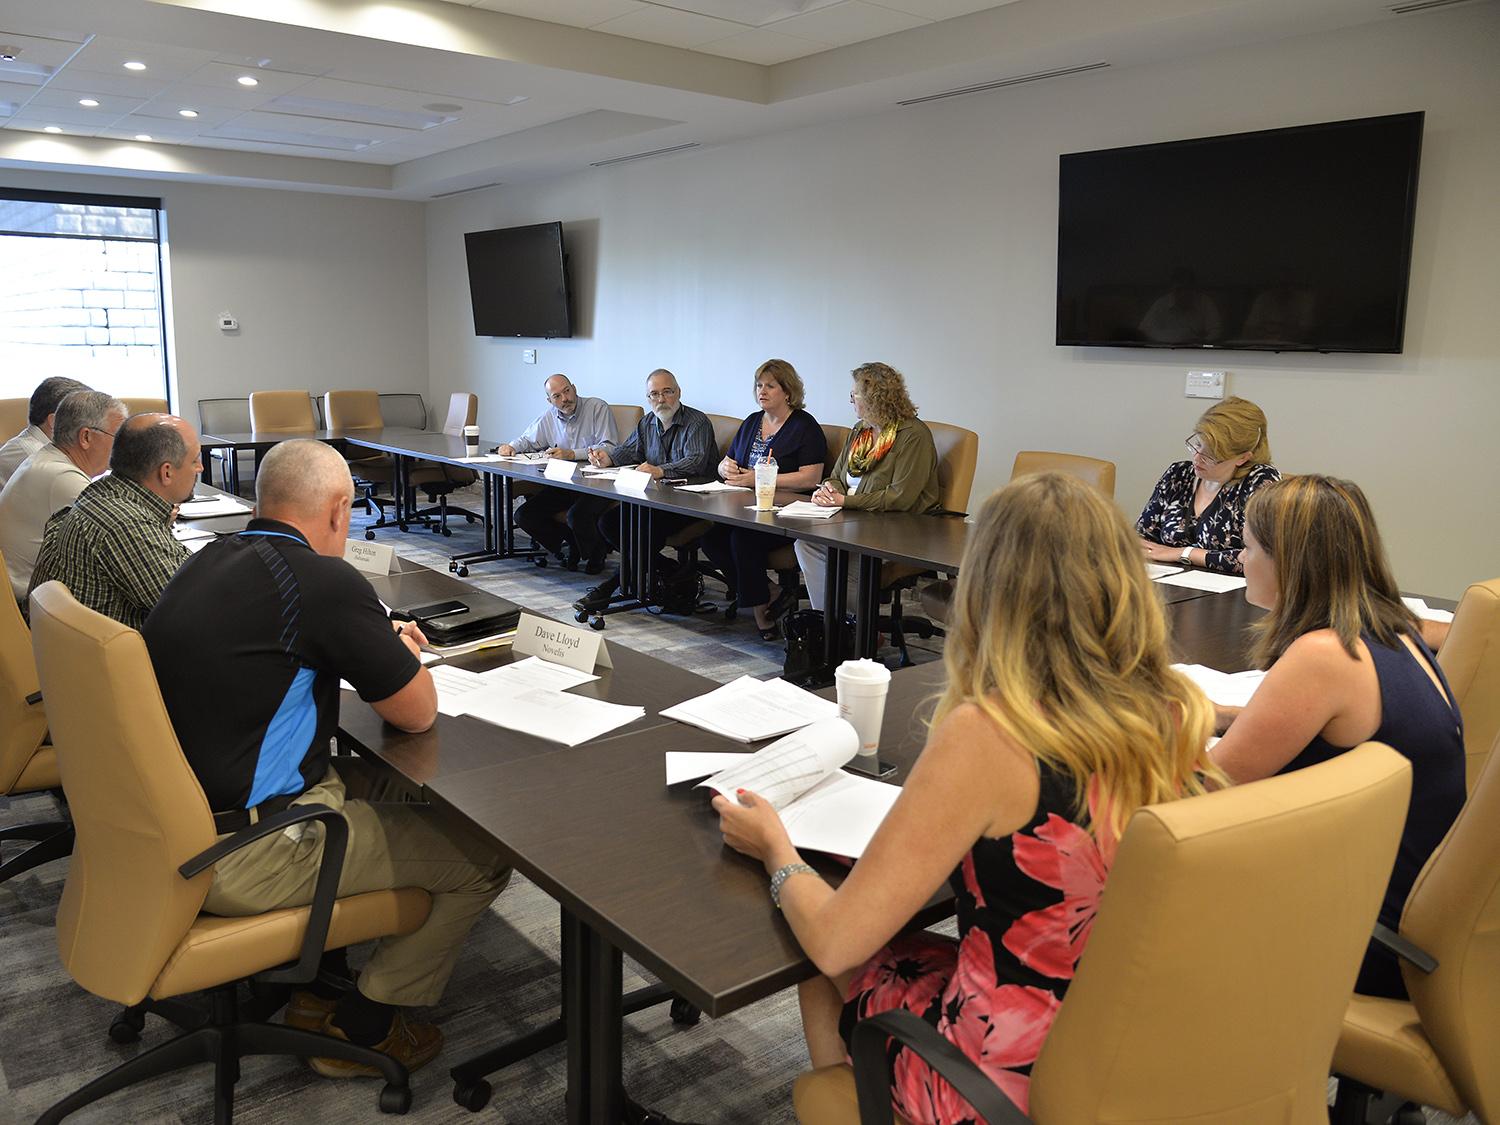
[1331,726,1500,1124]
[0,397,28,438]
[120,396,169,416]
[28,581,432,1122]
[661,413,749,561]
[918,448,1117,627]
[610,403,644,440]
[0,548,71,883]
[794,743,1413,1125]
[324,390,399,527]
[248,390,318,433]
[1436,577,1500,790]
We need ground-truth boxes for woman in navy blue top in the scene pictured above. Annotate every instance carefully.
[1211,475,1465,998]
[701,359,828,638]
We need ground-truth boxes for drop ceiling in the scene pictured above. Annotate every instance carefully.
[0,0,1471,198]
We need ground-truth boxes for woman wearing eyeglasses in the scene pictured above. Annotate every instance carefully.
[1136,396,1278,574]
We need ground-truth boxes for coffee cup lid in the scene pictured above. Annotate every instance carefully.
[835,658,890,684]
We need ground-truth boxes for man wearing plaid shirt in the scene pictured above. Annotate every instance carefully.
[27,413,202,629]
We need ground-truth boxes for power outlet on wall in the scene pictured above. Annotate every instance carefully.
[1185,370,1226,399]
[522,348,537,364]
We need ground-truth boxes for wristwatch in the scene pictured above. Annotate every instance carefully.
[1179,545,1194,565]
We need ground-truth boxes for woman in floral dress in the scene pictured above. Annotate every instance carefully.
[1137,395,1279,574]
[714,472,1221,1122]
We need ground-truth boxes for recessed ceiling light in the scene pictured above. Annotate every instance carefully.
[423,102,463,113]
[236,75,259,87]
[178,108,199,118]
[0,46,20,63]
[134,134,153,141]
[78,98,100,108]
[43,125,62,133]
[123,60,147,71]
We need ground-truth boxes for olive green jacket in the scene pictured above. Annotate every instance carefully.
[827,417,940,513]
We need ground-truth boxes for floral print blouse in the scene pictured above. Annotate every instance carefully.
[1135,460,1281,574]
[840,765,1111,1122]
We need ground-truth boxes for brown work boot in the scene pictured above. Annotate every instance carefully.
[284,989,338,1032]
[308,1011,444,1078]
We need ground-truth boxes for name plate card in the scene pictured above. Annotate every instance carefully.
[512,611,614,672]
[614,467,654,493]
[344,538,394,575]
[544,457,578,482]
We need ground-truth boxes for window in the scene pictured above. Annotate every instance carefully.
[0,188,171,406]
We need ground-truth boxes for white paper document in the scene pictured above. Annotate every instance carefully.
[1155,570,1248,593]
[776,500,839,519]
[498,452,550,464]
[675,481,751,493]
[1144,563,1182,580]
[172,524,215,543]
[695,718,899,857]
[428,665,492,716]
[1401,597,1455,624]
[458,453,511,464]
[580,465,624,478]
[464,685,644,747]
[176,495,251,519]
[481,655,599,692]
[665,751,752,785]
[1173,663,1266,707]
[661,674,840,743]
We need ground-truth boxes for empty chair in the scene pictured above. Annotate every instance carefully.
[0,397,28,439]
[197,397,252,493]
[794,743,1413,1125]
[324,390,398,526]
[1436,577,1500,789]
[248,390,317,433]
[378,392,427,430]
[119,396,169,417]
[409,393,483,536]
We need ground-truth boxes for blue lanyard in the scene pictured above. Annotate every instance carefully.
[237,530,307,546]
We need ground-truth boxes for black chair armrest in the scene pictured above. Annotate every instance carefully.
[25,690,42,706]
[178,804,349,987]
[1372,922,1438,974]
[851,1009,1031,1125]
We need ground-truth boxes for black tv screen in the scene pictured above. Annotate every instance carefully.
[465,221,572,338]
[1056,112,1423,353]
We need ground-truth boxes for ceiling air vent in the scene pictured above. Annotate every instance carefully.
[430,182,503,199]
[590,142,699,168]
[1388,0,1479,12]
[898,62,1110,107]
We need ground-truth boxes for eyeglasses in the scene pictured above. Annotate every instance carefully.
[88,425,120,440]
[1184,436,1222,464]
[646,387,680,402]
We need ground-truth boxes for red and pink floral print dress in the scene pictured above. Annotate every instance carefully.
[838,765,1113,1122]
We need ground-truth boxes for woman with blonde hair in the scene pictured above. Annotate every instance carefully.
[1137,395,1278,573]
[716,472,1219,1121]
[795,362,939,611]
[1212,474,1463,998]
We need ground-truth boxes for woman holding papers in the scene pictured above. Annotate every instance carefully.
[715,473,1220,1121]
[1137,395,1279,574]
[1210,475,1463,999]
[701,360,828,638]
[794,362,941,612]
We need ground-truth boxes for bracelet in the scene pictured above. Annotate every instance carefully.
[1179,545,1194,566]
[769,862,817,910]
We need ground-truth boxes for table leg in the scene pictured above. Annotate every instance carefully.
[854,554,881,659]
[823,547,850,671]
[563,909,624,1125]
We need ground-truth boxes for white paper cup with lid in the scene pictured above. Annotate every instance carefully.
[835,658,891,758]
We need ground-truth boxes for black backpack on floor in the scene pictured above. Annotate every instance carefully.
[782,610,852,687]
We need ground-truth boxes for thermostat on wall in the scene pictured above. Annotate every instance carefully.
[218,313,239,332]
[1185,370,1225,399]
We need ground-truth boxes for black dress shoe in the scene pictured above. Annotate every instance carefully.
[584,552,608,575]
[574,576,619,613]
[558,542,580,571]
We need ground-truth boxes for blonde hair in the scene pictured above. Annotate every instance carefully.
[1194,396,1271,480]
[935,472,1221,839]
[1246,474,1417,669]
[754,358,805,411]
[851,362,917,429]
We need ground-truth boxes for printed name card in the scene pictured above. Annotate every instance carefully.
[544,457,578,482]
[512,612,613,672]
[614,466,654,493]
[344,538,394,575]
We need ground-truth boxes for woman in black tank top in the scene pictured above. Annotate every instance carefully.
[1211,475,1464,998]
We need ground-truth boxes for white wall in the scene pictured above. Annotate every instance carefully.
[427,4,1500,600]
[1,169,428,416]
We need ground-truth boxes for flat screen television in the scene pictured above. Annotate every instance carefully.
[465,221,573,338]
[1055,112,1423,353]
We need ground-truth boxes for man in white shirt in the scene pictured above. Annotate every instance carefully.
[0,390,125,600]
[498,374,619,571]
[0,377,91,490]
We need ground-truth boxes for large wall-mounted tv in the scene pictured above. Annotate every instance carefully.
[465,221,573,338]
[1056,112,1423,353]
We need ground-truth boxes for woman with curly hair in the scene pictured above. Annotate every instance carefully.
[794,362,939,611]
[716,473,1220,1122]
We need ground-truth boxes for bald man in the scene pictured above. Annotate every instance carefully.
[143,439,509,1077]
[28,413,201,629]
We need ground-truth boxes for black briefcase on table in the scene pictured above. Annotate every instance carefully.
[390,592,522,646]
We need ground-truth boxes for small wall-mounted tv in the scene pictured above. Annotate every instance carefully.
[1056,112,1423,353]
[464,221,573,338]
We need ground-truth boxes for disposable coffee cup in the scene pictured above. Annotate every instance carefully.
[753,460,778,511]
[462,424,480,456]
[835,658,891,758]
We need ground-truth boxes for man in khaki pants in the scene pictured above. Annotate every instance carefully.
[143,439,510,1076]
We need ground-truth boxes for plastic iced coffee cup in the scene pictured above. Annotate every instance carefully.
[754,460,777,511]
[835,658,891,757]
[462,424,480,456]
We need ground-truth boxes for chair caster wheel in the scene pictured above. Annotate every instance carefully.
[535,557,548,568]
[456,566,469,578]
[723,607,737,622]
[575,610,589,624]
[589,616,605,631]
[669,998,701,1026]
[398,522,409,533]
[379,1082,412,1114]
[465,515,476,524]
[1392,1106,1424,1125]
[109,1010,145,1044]
[449,561,458,572]
[443,528,452,537]
[364,530,375,541]
[452,1079,492,1112]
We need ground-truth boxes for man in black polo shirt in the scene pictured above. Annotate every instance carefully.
[144,439,509,1077]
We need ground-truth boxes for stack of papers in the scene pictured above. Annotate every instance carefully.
[776,500,839,519]
[420,657,634,746]
[676,481,751,493]
[429,657,598,716]
[1173,663,1266,707]
[1402,597,1455,624]
[498,452,550,464]
[1154,570,1247,593]
[177,495,251,519]
[580,466,623,478]
[661,674,839,742]
[172,524,217,554]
